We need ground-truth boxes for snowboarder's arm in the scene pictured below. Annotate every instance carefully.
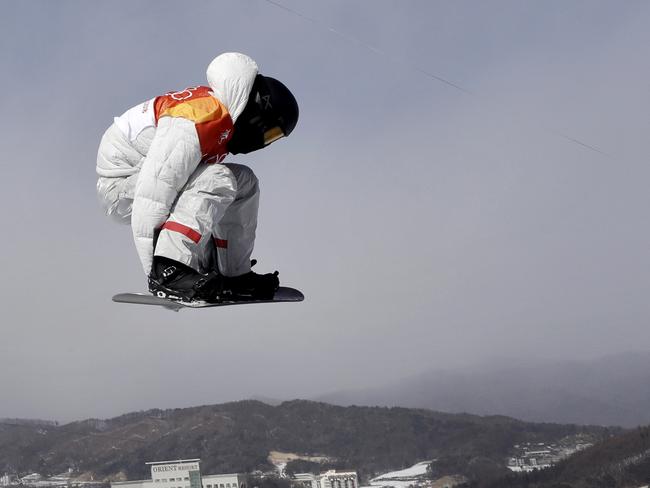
[131,116,202,275]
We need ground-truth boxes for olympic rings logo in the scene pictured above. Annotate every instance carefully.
[169,86,200,101]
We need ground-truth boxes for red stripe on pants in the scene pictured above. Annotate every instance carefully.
[214,238,228,249]
[161,222,202,244]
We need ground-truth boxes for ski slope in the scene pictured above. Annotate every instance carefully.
[367,461,432,488]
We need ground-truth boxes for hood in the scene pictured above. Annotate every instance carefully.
[206,52,259,123]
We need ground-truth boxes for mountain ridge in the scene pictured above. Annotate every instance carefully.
[0,400,614,484]
[316,352,650,427]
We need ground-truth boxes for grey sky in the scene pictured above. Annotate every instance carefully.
[1,0,649,423]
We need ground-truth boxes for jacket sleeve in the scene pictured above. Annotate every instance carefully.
[131,116,203,275]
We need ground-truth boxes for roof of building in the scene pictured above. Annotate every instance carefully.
[322,471,358,477]
[145,460,201,465]
[112,481,152,486]
[201,474,246,480]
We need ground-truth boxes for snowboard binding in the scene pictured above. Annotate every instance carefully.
[148,257,224,303]
[221,259,279,301]
[148,257,279,304]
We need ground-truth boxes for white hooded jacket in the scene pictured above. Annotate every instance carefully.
[97,53,258,275]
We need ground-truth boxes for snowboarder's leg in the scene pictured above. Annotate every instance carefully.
[153,163,238,274]
[216,164,279,299]
[149,162,276,301]
[213,163,260,277]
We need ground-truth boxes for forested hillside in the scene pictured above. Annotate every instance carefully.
[0,400,612,483]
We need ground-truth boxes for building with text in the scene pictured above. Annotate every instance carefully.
[111,460,248,488]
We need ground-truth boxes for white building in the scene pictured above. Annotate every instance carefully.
[111,460,248,488]
[201,474,248,488]
[293,471,359,488]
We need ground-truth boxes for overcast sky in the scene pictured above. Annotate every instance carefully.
[1,0,649,423]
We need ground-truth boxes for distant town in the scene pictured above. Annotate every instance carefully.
[506,435,594,472]
[0,435,597,488]
[2,457,456,488]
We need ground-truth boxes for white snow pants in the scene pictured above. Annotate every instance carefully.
[97,163,259,277]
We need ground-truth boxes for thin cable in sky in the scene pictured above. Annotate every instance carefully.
[260,0,613,159]
[262,0,471,94]
[551,131,611,158]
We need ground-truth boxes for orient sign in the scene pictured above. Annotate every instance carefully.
[152,464,200,473]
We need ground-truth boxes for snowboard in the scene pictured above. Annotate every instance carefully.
[112,286,304,312]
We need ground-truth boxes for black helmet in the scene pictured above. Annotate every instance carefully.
[227,75,299,155]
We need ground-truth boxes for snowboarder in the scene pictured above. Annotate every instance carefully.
[96,52,299,303]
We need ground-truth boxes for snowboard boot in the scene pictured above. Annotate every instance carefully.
[223,261,279,300]
[148,256,223,303]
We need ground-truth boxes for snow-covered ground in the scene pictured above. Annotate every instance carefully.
[267,450,334,477]
[507,465,550,473]
[367,461,431,488]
